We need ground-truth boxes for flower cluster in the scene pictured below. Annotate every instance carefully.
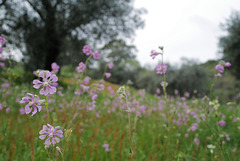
[82,45,92,56]
[156,63,168,74]
[214,61,231,77]
[77,62,86,73]
[82,45,101,60]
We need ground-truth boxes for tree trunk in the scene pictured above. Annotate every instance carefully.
[43,0,60,71]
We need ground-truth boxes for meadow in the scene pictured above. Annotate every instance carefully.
[0,43,240,161]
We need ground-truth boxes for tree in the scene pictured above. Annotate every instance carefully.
[0,0,145,71]
[219,11,240,79]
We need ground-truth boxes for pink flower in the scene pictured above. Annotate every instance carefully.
[156,88,161,94]
[19,107,25,115]
[51,62,60,73]
[93,51,101,59]
[0,36,6,46]
[92,94,98,101]
[190,123,198,132]
[150,50,159,59]
[102,144,111,152]
[218,120,226,126]
[194,138,200,146]
[215,64,224,73]
[77,62,86,73]
[33,71,58,96]
[39,124,63,146]
[108,62,114,69]
[214,73,222,77]
[225,62,231,67]
[82,45,92,56]
[6,107,10,113]
[83,77,91,84]
[20,93,42,116]
[0,104,2,110]
[160,81,168,87]
[105,73,111,79]
[0,63,4,67]
[1,82,10,88]
[156,63,167,74]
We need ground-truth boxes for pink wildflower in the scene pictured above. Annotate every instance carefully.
[102,144,111,152]
[0,104,2,110]
[214,73,222,77]
[150,50,159,59]
[105,73,111,79]
[93,51,101,59]
[77,62,86,73]
[108,62,114,69]
[51,62,60,73]
[92,94,98,101]
[39,124,63,146]
[1,82,10,88]
[6,107,10,113]
[156,88,161,94]
[0,63,4,67]
[215,64,224,73]
[19,107,25,115]
[0,36,6,46]
[82,45,92,56]
[218,120,226,126]
[20,93,42,116]
[156,63,167,74]
[194,138,200,146]
[33,71,58,96]
[225,62,231,67]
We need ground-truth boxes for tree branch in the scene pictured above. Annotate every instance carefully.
[0,0,7,7]
[26,0,44,20]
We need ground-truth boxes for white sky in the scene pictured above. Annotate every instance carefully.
[134,0,240,67]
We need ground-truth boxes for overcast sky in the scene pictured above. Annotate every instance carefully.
[134,0,240,67]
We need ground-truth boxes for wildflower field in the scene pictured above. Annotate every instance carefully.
[1,37,240,161]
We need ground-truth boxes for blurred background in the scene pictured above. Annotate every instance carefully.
[0,0,240,102]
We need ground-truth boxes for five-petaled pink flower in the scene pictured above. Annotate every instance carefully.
[51,62,60,73]
[156,63,167,74]
[83,45,92,56]
[93,51,101,59]
[20,93,42,116]
[33,71,58,96]
[39,124,63,146]
[77,62,86,73]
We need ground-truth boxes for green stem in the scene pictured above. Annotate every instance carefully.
[126,97,132,160]
[45,94,50,121]
[102,64,108,80]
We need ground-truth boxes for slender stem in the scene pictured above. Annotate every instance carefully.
[81,53,93,78]
[209,77,217,100]
[102,64,108,80]
[45,94,50,121]
[126,97,132,160]
[204,121,230,161]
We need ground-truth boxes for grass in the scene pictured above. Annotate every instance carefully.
[0,78,240,161]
